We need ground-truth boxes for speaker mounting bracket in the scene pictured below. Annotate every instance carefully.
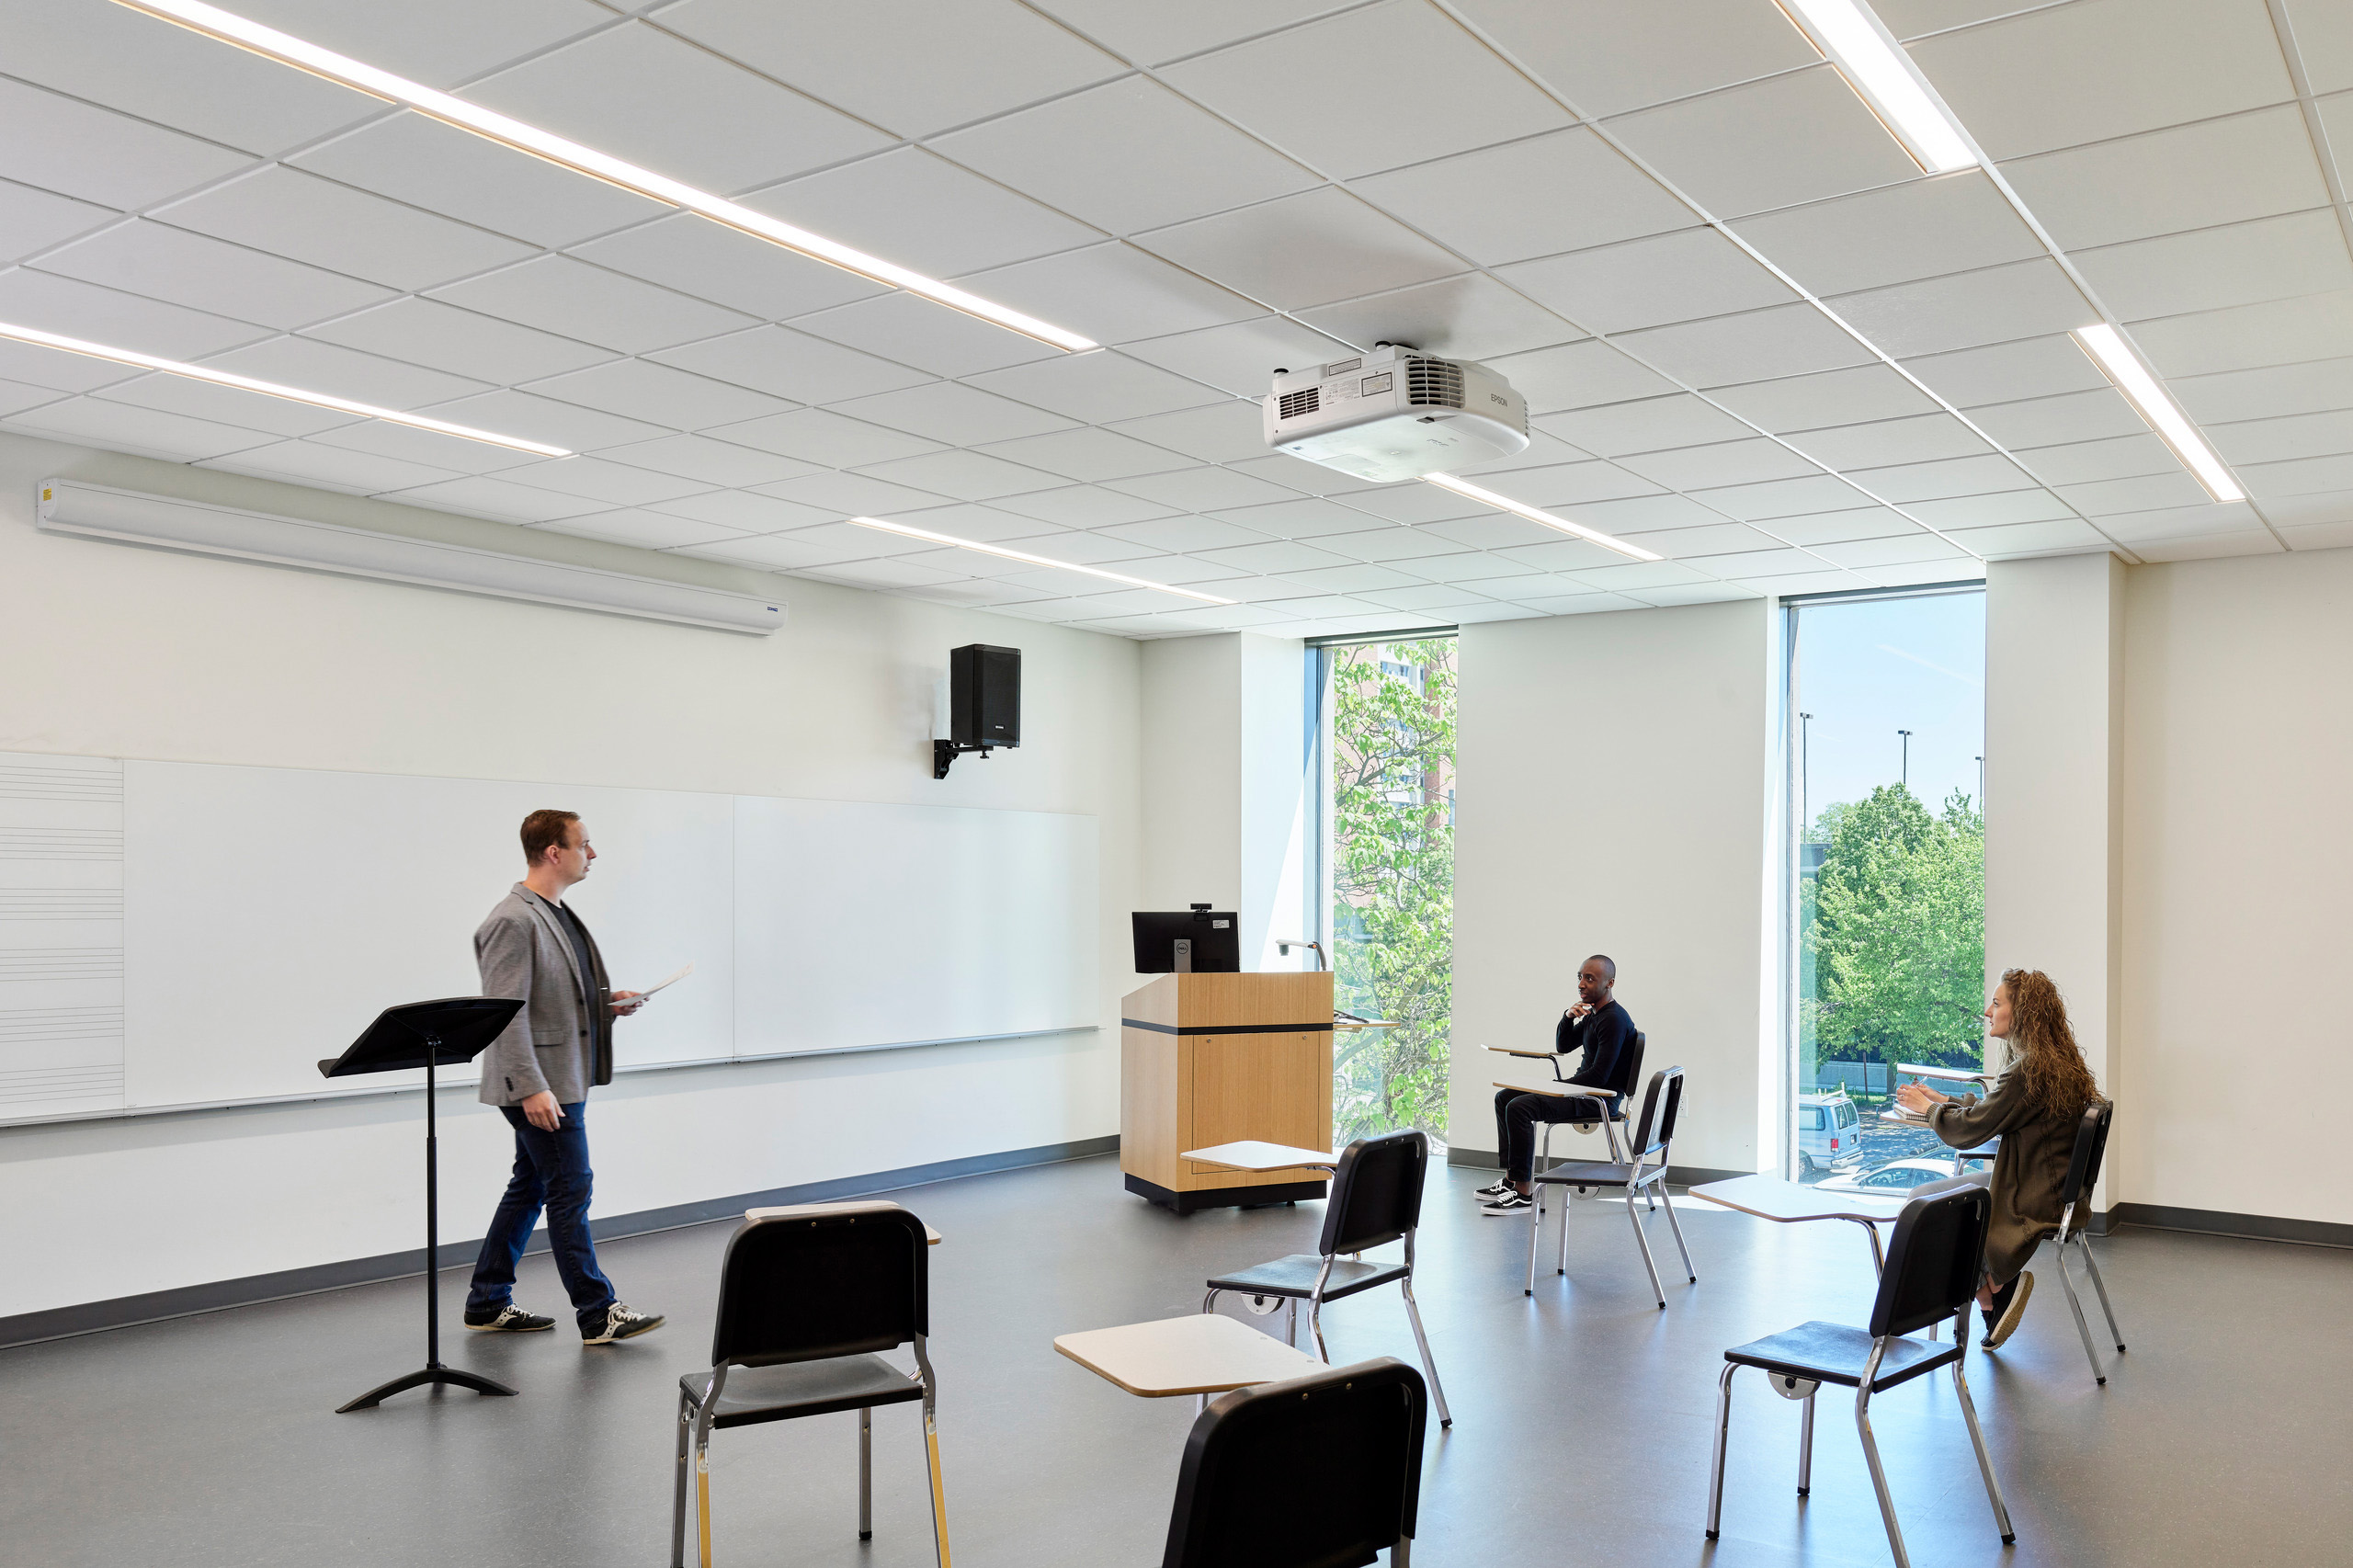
[932,739,995,779]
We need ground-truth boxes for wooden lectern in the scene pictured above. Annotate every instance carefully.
[1120,972,1334,1214]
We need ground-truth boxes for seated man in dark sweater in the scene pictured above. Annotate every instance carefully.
[1477,955,1638,1213]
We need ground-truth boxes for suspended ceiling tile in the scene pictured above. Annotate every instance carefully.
[1135,188,1464,312]
[1190,539,1365,577]
[201,335,491,409]
[1846,451,2038,503]
[1614,438,1818,491]
[1871,3,2034,40]
[853,449,1066,503]
[1161,0,1573,179]
[646,325,933,405]
[652,490,838,532]
[2131,290,2353,379]
[1094,514,1287,552]
[786,291,1063,380]
[2052,470,2211,515]
[223,0,614,87]
[1563,493,1734,532]
[1472,458,1668,506]
[659,0,1122,139]
[540,508,750,551]
[0,179,116,264]
[1688,472,1878,520]
[1604,65,1923,220]
[1117,315,1360,401]
[1912,0,2294,161]
[1204,497,1386,540]
[2125,529,2280,562]
[1614,302,1878,388]
[676,532,879,571]
[1825,258,2093,360]
[1483,339,1680,413]
[1283,561,1435,595]
[966,352,1224,425]
[957,243,1262,346]
[932,77,1319,236]
[756,472,953,517]
[1631,581,1764,606]
[526,358,800,431]
[1613,520,1788,558]
[1755,506,1927,546]
[2239,449,2353,497]
[1418,509,1577,551]
[1501,227,1797,335]
[1103,400,1271,463]
[1026,0,1344,67]
[301,417,544,476]
[597,434,821,489]
[2259,487,2353,526]
[1899,334,2112,409]
[1349,130,1695,269]
[0,76,252,210]
[1709,364,1941,432]
[1294,273,1581,362]
[383,472,608,522]
[741,148,1102,280]
[466,22,891,193]
[568,214,887,323]
[2018,432,2181,487]
[155,166,534,292]
[1321,484,1490,526]
[826,381,1077,446]
[292,113,672,251]
[32,220,395,332]
[987,485,1182,528]
[801,557,967,590]
[199,437,460,495]
[1684,545,1823,579]
[1455,0,1819,119]
[1969,387,2149,450]
[2173,355,2353,424]
[0,0,376,155]
[429,256,758,357]
[973,426,1195,483]
[1998,105,2327,252]
[1730,171,2044,299]
[1543,391,1769,459]
[0,268,269,361]
[2209,407,2353,465]
[304,298,616,386]
[1781,413,1994,471]
[491,454,715,506]
[1904,489,2077,528]
[4,395,263,461]
[2075,210,2353,324]
[1406,551,1543,583]
[1308,526,1484,564]
[1941,517,2114,556]
[418,389,670,451]
[847,504,1055,543]
[1104,465,1304,511]
[87,371,358,438]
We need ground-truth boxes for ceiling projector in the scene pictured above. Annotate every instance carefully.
[1263,344,1529,483]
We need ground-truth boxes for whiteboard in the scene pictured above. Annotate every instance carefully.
[0,753,1097,1121]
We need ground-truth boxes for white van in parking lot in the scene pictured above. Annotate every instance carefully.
[1799,1087,1863,1173]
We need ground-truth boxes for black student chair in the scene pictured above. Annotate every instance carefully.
[2049,1099,2126,1383]
[1526,1066,1696,1304]
[1706,1184,2013,1568]
[1201,1130,1452,1427]
[1160,1358,1427,1568]
[672,1202,948,1568]
[1533,1029,1647,1168]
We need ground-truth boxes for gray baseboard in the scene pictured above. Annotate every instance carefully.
[2109,1200,2353,1250]
[1443,1144,1744,1187]
[0,1134,1120,1350]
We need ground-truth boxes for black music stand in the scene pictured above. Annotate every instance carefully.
[319,995,525,1414]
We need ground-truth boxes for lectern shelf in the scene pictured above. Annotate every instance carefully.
[1118,971,1334,1216]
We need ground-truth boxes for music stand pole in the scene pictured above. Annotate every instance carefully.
[324,996,525,1414]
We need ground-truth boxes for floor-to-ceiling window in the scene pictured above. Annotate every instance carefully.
[1784,588,1985,1186]
[1312,633,1456,1147]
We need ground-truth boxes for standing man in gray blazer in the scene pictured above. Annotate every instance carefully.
[462,809,664,1345]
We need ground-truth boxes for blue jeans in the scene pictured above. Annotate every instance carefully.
[466,1100,616,1332]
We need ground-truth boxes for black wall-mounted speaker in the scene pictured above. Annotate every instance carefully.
[949,643,1020,749]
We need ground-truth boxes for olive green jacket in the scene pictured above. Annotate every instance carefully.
[1927,1074,2087,1283]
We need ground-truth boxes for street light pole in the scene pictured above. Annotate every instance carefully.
[1897,729,1912,790]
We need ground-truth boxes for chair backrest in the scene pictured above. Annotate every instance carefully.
[1160,1358,1426,1568]
[2061,1099,2114,1208]
[1318,1130,1427,1258]
[710,1206,929,1368]
[1608,1029,1648,1102]
[1627,1066,1684,1163]
[1868,1185,1993,1338]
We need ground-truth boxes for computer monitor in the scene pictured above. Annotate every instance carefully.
[1132,907,1241,973]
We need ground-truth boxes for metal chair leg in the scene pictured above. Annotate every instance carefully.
[858,1407,872,1541]
[1199,1288,1219,1314]
[1705,1363,1736,1539]
[1797,1391,1814,1495]
[1524,1188,1543,1296]
[1952,1353,2016,1543]
[1657,1183,1696,1282]
[671,1392,693,1568]
[1854,1383,1912,1568]
[1309,1291,1329,1363]
[1285,1298,1298,1346]
[2078,1233,2126,1351]
[1392,1538,1410,1565]
[2055,1241,2109,1384]
[1399,1278,1452,1428]
[1624,1186,1665,1308]
[1557,1180,1572,1276]
[921,1396,950,1568]
[695,1428,715,1568]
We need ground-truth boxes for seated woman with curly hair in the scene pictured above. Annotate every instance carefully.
[1894,968,2105,1349]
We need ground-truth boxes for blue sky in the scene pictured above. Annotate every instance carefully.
[1793,592,1986,828]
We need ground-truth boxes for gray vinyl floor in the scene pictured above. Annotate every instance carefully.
[6,1153,2348,1568]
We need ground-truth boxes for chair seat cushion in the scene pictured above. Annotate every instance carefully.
[1725,1321,1962,1392]
[682,1353,924,1428]
[1532,1160,1644,1187]
[1206,1254,1408,1302]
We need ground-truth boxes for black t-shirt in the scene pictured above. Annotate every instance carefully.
[551,901,608,1058]
[1555,998,1637,1091]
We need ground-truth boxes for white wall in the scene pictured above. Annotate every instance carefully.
[0,430,1143,1320]
[1452,601,1776,1175]
[2118,548,2353,1226]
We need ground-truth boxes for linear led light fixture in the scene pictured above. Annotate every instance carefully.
[2073,324,2245,503]
[846,517,1235,605]
[112,0,1098,353]
[1423,473,1663,562]
[1774,0,1976,173]
[0,319,569,456]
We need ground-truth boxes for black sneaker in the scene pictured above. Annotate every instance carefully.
[1480,1191,1534,1214]
[464,1303,554,1332]
[1472,1180,1513,1199]
[1982,1272,2033,1349]
[583,1302,665,1345]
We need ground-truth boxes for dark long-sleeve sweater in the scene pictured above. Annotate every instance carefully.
[1555,999,1638,1092]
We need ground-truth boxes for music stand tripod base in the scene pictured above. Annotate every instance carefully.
[318,994,527,1413]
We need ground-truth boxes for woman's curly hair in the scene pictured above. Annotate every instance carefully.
[2002,968,2101,1119]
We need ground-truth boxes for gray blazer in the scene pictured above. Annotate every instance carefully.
[474,883,613,1108]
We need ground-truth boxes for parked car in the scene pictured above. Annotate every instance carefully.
[1798,1088,1862,1173]
[1814,1158,1961,1196]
